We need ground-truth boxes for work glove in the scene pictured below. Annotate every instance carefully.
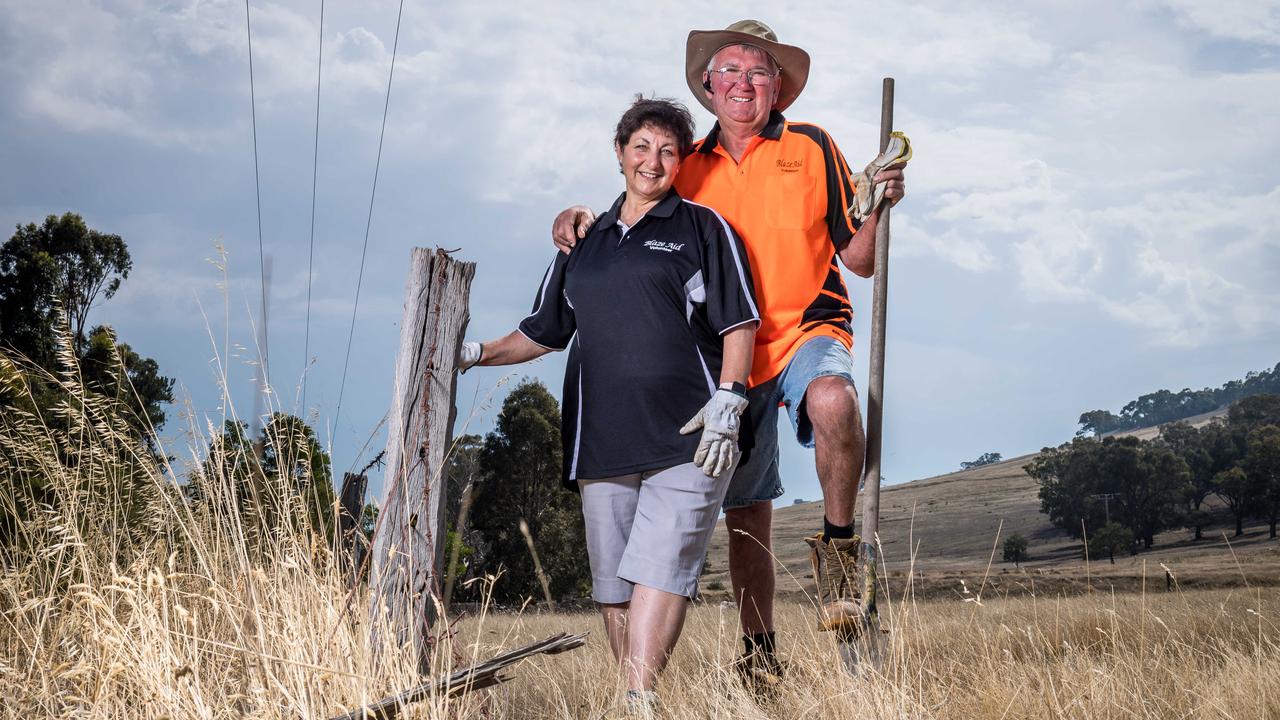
[457,341,482,373]
[679,388,749,478]
[847,131,912,223]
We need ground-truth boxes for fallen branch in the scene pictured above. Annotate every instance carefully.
[328,631,588,720]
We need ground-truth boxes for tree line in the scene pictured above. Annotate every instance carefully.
[960,452,1003,470]
[1,212,586,602]
[1,213,337,556]
[441,379,590,604]
[1077,362,1280,436]
[0,213,175,451]
[1029,394,1280,560]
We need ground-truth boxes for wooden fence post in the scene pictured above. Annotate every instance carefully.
[368,248,475,672]
[337,472,368,588]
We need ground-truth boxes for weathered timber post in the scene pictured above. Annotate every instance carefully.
[368,248,475,673]
[337,471,368,588]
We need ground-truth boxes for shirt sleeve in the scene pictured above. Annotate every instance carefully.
[819,128,863,250]
[696,207,760,335]
[517,253,576,350]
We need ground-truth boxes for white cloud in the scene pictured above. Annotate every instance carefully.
[1156,0,1280,45]
[1099,242,1242,346]
[870,18,1280,347]
[893,215,997,273]
[4,0,1278,359]
[802,3,1053,90]
[5,0,1280,490]
[0,1,241,148]
[1084,186,1280,344]
[1011,220,1104,303]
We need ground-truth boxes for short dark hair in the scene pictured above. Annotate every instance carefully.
[614,95,696,158]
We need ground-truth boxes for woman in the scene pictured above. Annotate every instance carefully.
[458,97,758,711]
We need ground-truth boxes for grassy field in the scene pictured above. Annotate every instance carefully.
[6,540,1279,720]
[703,410,1280,603]
[4,362,1278,718]
[466,590,1280,719]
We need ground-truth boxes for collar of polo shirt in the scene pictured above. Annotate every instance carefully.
[698,110,787,155]
[596,188,683,230]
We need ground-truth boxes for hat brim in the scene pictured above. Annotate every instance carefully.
[685,29,810,114]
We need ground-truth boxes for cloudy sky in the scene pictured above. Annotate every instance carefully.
[2,0,1277,505]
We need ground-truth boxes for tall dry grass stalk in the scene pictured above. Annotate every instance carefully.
[2,344,1278,718]
[0,341,494,718]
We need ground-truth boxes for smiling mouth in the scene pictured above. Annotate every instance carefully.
[637,170,662,179]
[729,97,753,103]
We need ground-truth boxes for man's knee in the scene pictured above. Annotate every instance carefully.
[804,376,864,442]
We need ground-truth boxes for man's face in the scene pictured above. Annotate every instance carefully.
[704,45,781,130]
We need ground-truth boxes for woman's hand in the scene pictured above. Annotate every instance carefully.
[679,388,749,478]
[457,341,483,373]
[678,323,756,476]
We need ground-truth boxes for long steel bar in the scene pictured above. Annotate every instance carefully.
[860,77,895,635]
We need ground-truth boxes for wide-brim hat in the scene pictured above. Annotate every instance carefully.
[685,19,811,113]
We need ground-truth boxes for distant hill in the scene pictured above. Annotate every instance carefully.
[704,409,1279,600]
[1106,407,1226,441]
[1077,361,1279,435]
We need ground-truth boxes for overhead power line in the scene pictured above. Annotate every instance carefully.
[302,0,325,415]
[334,0,406,438]
[244,0,270,391]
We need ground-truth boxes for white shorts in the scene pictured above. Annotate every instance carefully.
[578,458,738,603]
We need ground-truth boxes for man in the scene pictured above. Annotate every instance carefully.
[553,20,906,681]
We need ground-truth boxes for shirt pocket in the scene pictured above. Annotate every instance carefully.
[765,174,816,230]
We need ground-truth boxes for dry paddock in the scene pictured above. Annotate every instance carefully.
[6,565,1277,719]
[457,590,1280,720]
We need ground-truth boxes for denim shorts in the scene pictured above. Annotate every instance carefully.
[721,336,856,510]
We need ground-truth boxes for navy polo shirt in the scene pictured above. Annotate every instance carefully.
[518,189,759,488]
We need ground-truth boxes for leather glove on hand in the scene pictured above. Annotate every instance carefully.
[679,388,749,478]
[457,341,482,373]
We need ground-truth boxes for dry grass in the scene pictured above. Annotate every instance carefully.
[475,590,1280,720]
[2,351,1278,719]
[706,441,1280,600]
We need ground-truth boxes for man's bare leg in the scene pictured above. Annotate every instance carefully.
[800,375,866,634]
[725,501,774,634]
[804,376,865,526]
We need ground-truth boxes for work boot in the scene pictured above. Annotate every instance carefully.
[804,533,862,632]
[732,649,785,695]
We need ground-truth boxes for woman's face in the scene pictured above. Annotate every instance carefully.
[615,124,681,203]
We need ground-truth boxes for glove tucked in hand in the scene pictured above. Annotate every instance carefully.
[679,388,749,478]
[457,341,482,373]
[847,131,912,223]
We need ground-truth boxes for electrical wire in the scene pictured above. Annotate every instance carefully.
[333,0,406,438]
[244,0,270,391]
[301,0,325,415]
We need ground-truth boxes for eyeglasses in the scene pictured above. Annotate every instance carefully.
[710,67,779,87]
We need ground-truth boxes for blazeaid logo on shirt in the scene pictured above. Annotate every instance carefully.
[777,158,804,173]
[644,240,685,253]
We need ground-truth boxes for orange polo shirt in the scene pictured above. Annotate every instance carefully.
[675,111,862,387]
